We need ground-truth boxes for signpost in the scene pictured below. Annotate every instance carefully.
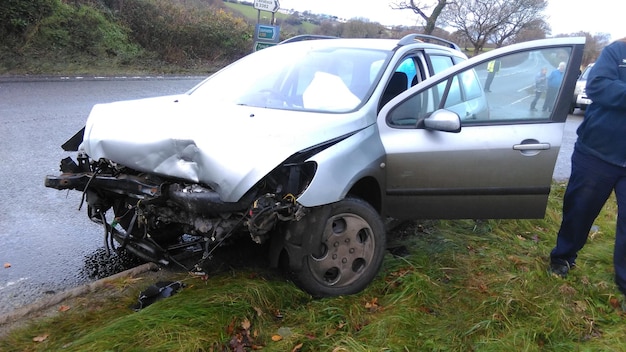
[253,0,281,51]
[253,0,280,13]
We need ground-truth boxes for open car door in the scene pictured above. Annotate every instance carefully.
[378,37,585,220]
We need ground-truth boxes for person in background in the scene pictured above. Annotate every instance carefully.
[483,59,500,92]
[549,38,626,306]
[542,61,566,112]
[530,67,547,111]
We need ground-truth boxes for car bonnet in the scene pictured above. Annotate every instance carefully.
[80,94,370,202]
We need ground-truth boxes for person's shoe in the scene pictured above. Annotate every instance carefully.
[548,262,571,278]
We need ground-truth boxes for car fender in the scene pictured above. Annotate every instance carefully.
[296,124,385,207]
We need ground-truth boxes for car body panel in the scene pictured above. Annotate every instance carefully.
[297,124,386,206]
[572,63,594,111]
[378,37,585,219]
[81,95,372,202]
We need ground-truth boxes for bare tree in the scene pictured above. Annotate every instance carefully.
[508,18,550,44]
[391,0,449,35]
[441,0,547,55]
[554,31,611,67]
[489,0,548,47]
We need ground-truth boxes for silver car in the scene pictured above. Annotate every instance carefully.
[571,63,594,112]
[45,35,585,297]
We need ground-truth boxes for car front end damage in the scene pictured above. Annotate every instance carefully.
[45,127,328,266]
[44,89,387,297]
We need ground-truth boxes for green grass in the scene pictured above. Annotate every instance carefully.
[1,181,625,351]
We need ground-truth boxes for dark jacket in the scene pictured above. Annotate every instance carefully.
[576,39,626,167]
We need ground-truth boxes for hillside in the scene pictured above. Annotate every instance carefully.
[0,0,279,75]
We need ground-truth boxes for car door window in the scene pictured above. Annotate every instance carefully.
[388,48,573,127]
[429,54,455,74]
[379,54,427,110]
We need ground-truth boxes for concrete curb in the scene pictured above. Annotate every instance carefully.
[0,262,159,328]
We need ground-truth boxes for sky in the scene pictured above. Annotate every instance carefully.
[277,0,624,41]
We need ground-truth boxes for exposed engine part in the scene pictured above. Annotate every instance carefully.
[246,193,305,244]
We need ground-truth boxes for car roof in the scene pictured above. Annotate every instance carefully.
[279,34,463,53]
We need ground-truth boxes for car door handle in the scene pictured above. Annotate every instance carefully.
[513,143,551,151]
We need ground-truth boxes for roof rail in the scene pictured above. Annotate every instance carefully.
[397,34,461,51]
[279,35,339,44]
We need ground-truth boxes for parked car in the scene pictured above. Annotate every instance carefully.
[45,35,585,297]
[571,63,594,112]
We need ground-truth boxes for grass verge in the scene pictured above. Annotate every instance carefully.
[1,182,624,351]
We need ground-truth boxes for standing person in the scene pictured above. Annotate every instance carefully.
[542,62,566,112]
[483,59,500,92]
[530,67,547,111]
[549,38,626,304]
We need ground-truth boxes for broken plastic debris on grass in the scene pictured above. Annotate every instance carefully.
[130,281,186,311]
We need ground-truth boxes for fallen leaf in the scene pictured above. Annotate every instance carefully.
[241,318,251,330]
[33,333,49,342]
[58,305,71,312]
[253,306,263,317]
[609,297,620,309]
[226,319,236,334]
[364,297,380,311]
[271,334,283,341]
[3,263,10,268]
[573,300,588,313]
[291,342,304,352]
[559,284,577,296]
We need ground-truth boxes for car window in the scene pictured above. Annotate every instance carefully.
[189,43,390,113]
[379,53,429,111]
[429,54,455,74]
[387,47,573,127]
[397,58,417,88]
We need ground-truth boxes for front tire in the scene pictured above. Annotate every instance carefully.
[291,198,386,297]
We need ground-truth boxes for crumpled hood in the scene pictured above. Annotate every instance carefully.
[81,94,369,202]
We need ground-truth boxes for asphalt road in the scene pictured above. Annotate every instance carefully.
[0,76,582,317]
[0,76,205,316]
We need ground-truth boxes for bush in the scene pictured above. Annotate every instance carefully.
[28,1,141,60]
[0,0,254,74]
[119,0,253,65]
[0,0,55,36]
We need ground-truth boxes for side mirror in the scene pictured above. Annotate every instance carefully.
[424,109,461,133]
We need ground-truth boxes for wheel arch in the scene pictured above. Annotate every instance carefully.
[347,176,382,214]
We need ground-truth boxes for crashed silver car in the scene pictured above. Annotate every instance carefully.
[45,35,585,297]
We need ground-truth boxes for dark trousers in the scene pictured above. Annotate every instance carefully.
[543,87,558,111]
[551,146,626,295]
[530,91,542,109]
[484,71,496,90]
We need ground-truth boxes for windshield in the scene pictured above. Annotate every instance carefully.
[189,42,389,112]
